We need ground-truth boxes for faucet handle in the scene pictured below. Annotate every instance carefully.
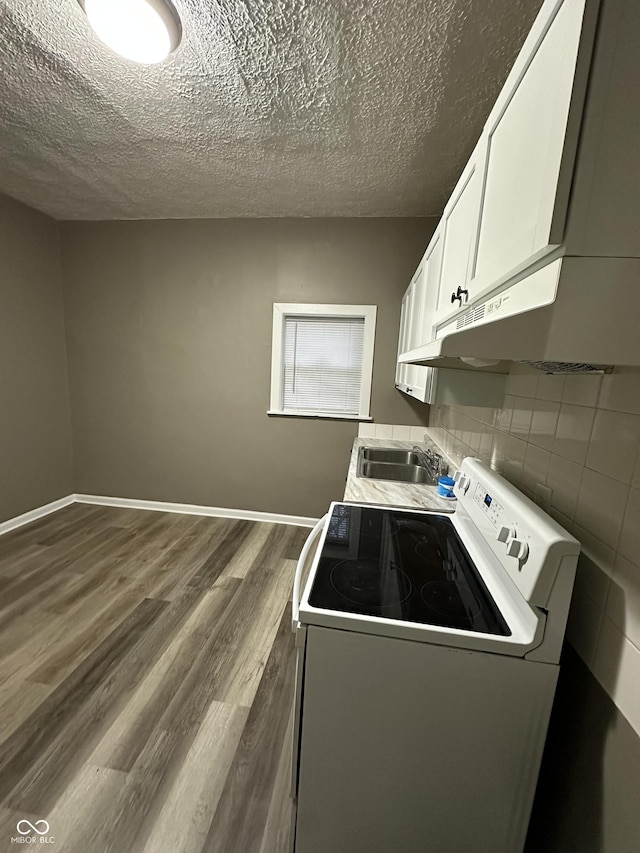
[413,444,446,477]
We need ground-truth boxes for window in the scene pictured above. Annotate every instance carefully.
[269,303,377,420]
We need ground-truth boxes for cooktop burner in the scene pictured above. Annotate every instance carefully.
[330,559,412,607]
[309,505,510,635]
[420,581,482,621]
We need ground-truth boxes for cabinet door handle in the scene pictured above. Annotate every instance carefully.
[450,285,469,306]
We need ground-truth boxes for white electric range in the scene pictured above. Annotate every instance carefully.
[290,457,579,853]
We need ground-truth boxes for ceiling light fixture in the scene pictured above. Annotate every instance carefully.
[78,0,182,65]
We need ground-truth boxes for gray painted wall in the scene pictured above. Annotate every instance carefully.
[61,218,434,518]
[0,193,73,523]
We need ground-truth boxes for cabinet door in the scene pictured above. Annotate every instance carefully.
[409,259,430,350]
[396,274,430,402]
[434,146,484,326]
[418,229,443,346]
[396,285,418,393]
[407,268,429,400]
[405,275,429,400]
[473,0,586,293]
[395,289,410,388]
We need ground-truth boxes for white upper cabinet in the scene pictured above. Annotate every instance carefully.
[399,0,640,368]
[408,264,426,355]
[405,276,428,400]
[419,228,443,344]
[472,0,588,295]
[396,265,429,401]
[403,234,445,401]
[395,230,442,402]
[433,144,485,326]
[424,0,589,333]
[395,290,409,388]
[396,231,506,407]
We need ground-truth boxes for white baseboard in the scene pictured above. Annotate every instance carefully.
[0,495,76,537]
[74,494,318,528]
[0,493,318,538]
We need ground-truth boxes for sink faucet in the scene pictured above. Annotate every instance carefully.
[413,445,446,480]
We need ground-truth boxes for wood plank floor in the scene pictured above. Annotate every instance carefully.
[0,504,309,852]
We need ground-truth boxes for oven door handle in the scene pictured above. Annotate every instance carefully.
[292,514,327,632]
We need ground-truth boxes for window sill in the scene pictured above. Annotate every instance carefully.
[267,410,373,422]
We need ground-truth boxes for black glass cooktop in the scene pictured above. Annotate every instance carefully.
[309,504,510,636]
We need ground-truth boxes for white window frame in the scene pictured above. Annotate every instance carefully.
[268,303,377,420]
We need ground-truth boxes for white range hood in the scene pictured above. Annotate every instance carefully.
[400,256,639,374]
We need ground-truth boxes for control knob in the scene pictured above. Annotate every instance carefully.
[506,537,530,563]
[497,525,515,543]
[453,470,471,492]
[456,474,471,494]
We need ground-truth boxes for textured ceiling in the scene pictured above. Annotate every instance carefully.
[0,0,542,219]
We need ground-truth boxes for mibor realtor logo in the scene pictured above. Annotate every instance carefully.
[10,820,55,845]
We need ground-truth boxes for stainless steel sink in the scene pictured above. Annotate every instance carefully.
[356,446,441,485]
[358,460,437,484]
[362,448,422,465]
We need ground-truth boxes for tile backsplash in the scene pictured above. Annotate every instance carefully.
[429,364,640,738]
[358,423,428,442]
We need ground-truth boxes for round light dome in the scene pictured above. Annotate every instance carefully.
[79,0,182,64]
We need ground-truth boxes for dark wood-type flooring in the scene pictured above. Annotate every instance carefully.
[0,503,309,852]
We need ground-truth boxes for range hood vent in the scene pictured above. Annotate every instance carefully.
[456,304,487,329]
[519,360,612,375]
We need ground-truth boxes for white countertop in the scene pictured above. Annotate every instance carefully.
[343,431,457,512]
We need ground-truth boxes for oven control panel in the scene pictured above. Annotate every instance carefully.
[473,482,531,564]
[454,458,579,607]
[472,482,503,527]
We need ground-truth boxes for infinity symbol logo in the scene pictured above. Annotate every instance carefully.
[16,819,50,836]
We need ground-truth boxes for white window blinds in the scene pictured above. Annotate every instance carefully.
[282,315,365,415]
